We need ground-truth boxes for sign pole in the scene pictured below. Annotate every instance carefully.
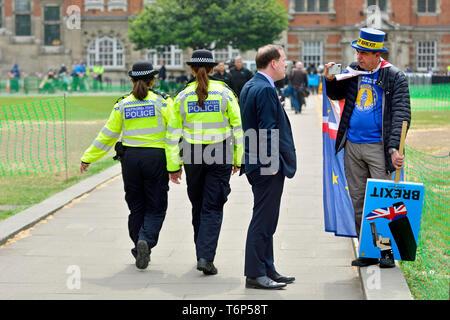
[394,121,408,183]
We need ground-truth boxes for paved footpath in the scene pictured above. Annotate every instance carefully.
[0,96,363,300]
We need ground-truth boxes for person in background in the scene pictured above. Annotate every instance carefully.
[213,61,232,87]
[229,56,253,99]
[158,60,167,81]
[92,61,105,91]
[307,66,320,95]
[289,61,308,114]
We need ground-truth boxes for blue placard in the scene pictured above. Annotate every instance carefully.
[124,105,155,119]
[187,100,220,113]
[359,178,425,261]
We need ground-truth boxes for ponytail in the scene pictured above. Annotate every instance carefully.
[132,78,152,100]
[193,66,213,108]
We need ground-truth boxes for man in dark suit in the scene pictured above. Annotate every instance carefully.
[239,45,297,290]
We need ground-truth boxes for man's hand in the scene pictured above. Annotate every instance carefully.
[80,162,89,173]
[232,165,239,175]
[391,151,405,170]
[324,62,337,81]
[169,168,183,184]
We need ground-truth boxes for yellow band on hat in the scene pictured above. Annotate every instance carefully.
[357,38,383,50]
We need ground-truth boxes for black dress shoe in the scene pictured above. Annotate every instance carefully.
[246,276,287,290]
[197,258,218,275]
[351,257,379,267]
[268,272,295,284]
[135,240,150,270]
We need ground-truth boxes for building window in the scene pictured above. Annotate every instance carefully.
[417,41,437,71]
[368,0,387,11]
[147,45,183,68]
[84,0,105,12]
[107,0,127,12]
[295,0,328,12]
[44,6,61,46]
[417,0,436,13]
[15,0,31,36]
[213,46,240,62]
[302,41,322,68]
[88,36,125,69]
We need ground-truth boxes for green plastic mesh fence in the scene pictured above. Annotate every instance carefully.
[0,98,66,176]
[409,84,450,111]
[0,96,116,177]
[401,145,450,300]
[0,77,186,97]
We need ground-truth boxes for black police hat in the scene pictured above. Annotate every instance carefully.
[128,61,158,79]
[186,49,218,67]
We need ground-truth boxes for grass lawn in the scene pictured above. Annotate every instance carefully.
[0,94,123,220]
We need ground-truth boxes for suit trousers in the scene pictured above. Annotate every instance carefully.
[184,161,232,262]
[244,168,285,278]
[344,141,390,238]
[120,147,169,257]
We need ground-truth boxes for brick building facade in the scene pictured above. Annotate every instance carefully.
[0,0,253,81]
[283,0,450,73]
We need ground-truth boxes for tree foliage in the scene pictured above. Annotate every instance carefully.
[129,0,288,51]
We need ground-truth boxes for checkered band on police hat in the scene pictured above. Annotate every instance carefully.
[128,61,158,78]
[186,49,218,66]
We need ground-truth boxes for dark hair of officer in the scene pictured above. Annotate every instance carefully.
[255,44,283,70]
[128,61,159,100]
[186,49,218,108]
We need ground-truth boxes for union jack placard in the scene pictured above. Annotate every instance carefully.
[359,179,425,261]
[366,202,407,221]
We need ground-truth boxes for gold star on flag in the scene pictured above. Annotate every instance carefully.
[332,172,338,184]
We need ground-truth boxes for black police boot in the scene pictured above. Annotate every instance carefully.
[135,240,150,270]
[379,249,395,268]
[197,258,218,275]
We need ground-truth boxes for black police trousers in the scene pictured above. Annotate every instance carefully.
[120,147,169,258]
[182,140,232,262]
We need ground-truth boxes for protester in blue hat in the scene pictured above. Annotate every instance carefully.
[324,28,411,269]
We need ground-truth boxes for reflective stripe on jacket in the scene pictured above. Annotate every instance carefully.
[165,79,243,172]
[81,91,171,163]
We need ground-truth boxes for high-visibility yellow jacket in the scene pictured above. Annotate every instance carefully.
[165,79,243,172]
[81,90,171,163]
[93,65,104,75]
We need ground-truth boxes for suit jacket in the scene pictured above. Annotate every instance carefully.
[239,72,297,178]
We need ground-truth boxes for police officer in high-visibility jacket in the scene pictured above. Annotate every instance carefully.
[166,49,243,275]
[80,61,171,270]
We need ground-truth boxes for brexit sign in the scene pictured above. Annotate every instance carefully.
[124,105,156,119]
[359,179,425,261]
[187,100,220,113]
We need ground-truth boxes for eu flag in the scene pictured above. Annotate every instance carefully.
[322,78,357,237]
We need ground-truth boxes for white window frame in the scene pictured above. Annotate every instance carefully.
[146,45,183,69]
[84,0,105,12]
[416,41,437,71]
[293,0,330,13]
[417,0,438,14]
[212,46,240,62]
[88,36,125,70]
[302,41,323,68]
[107,0,127,12]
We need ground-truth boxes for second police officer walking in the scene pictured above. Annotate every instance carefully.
[165,49,244,275]
[80,61,171,270]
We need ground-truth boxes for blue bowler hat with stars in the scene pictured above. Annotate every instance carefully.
[351,28,388,53]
